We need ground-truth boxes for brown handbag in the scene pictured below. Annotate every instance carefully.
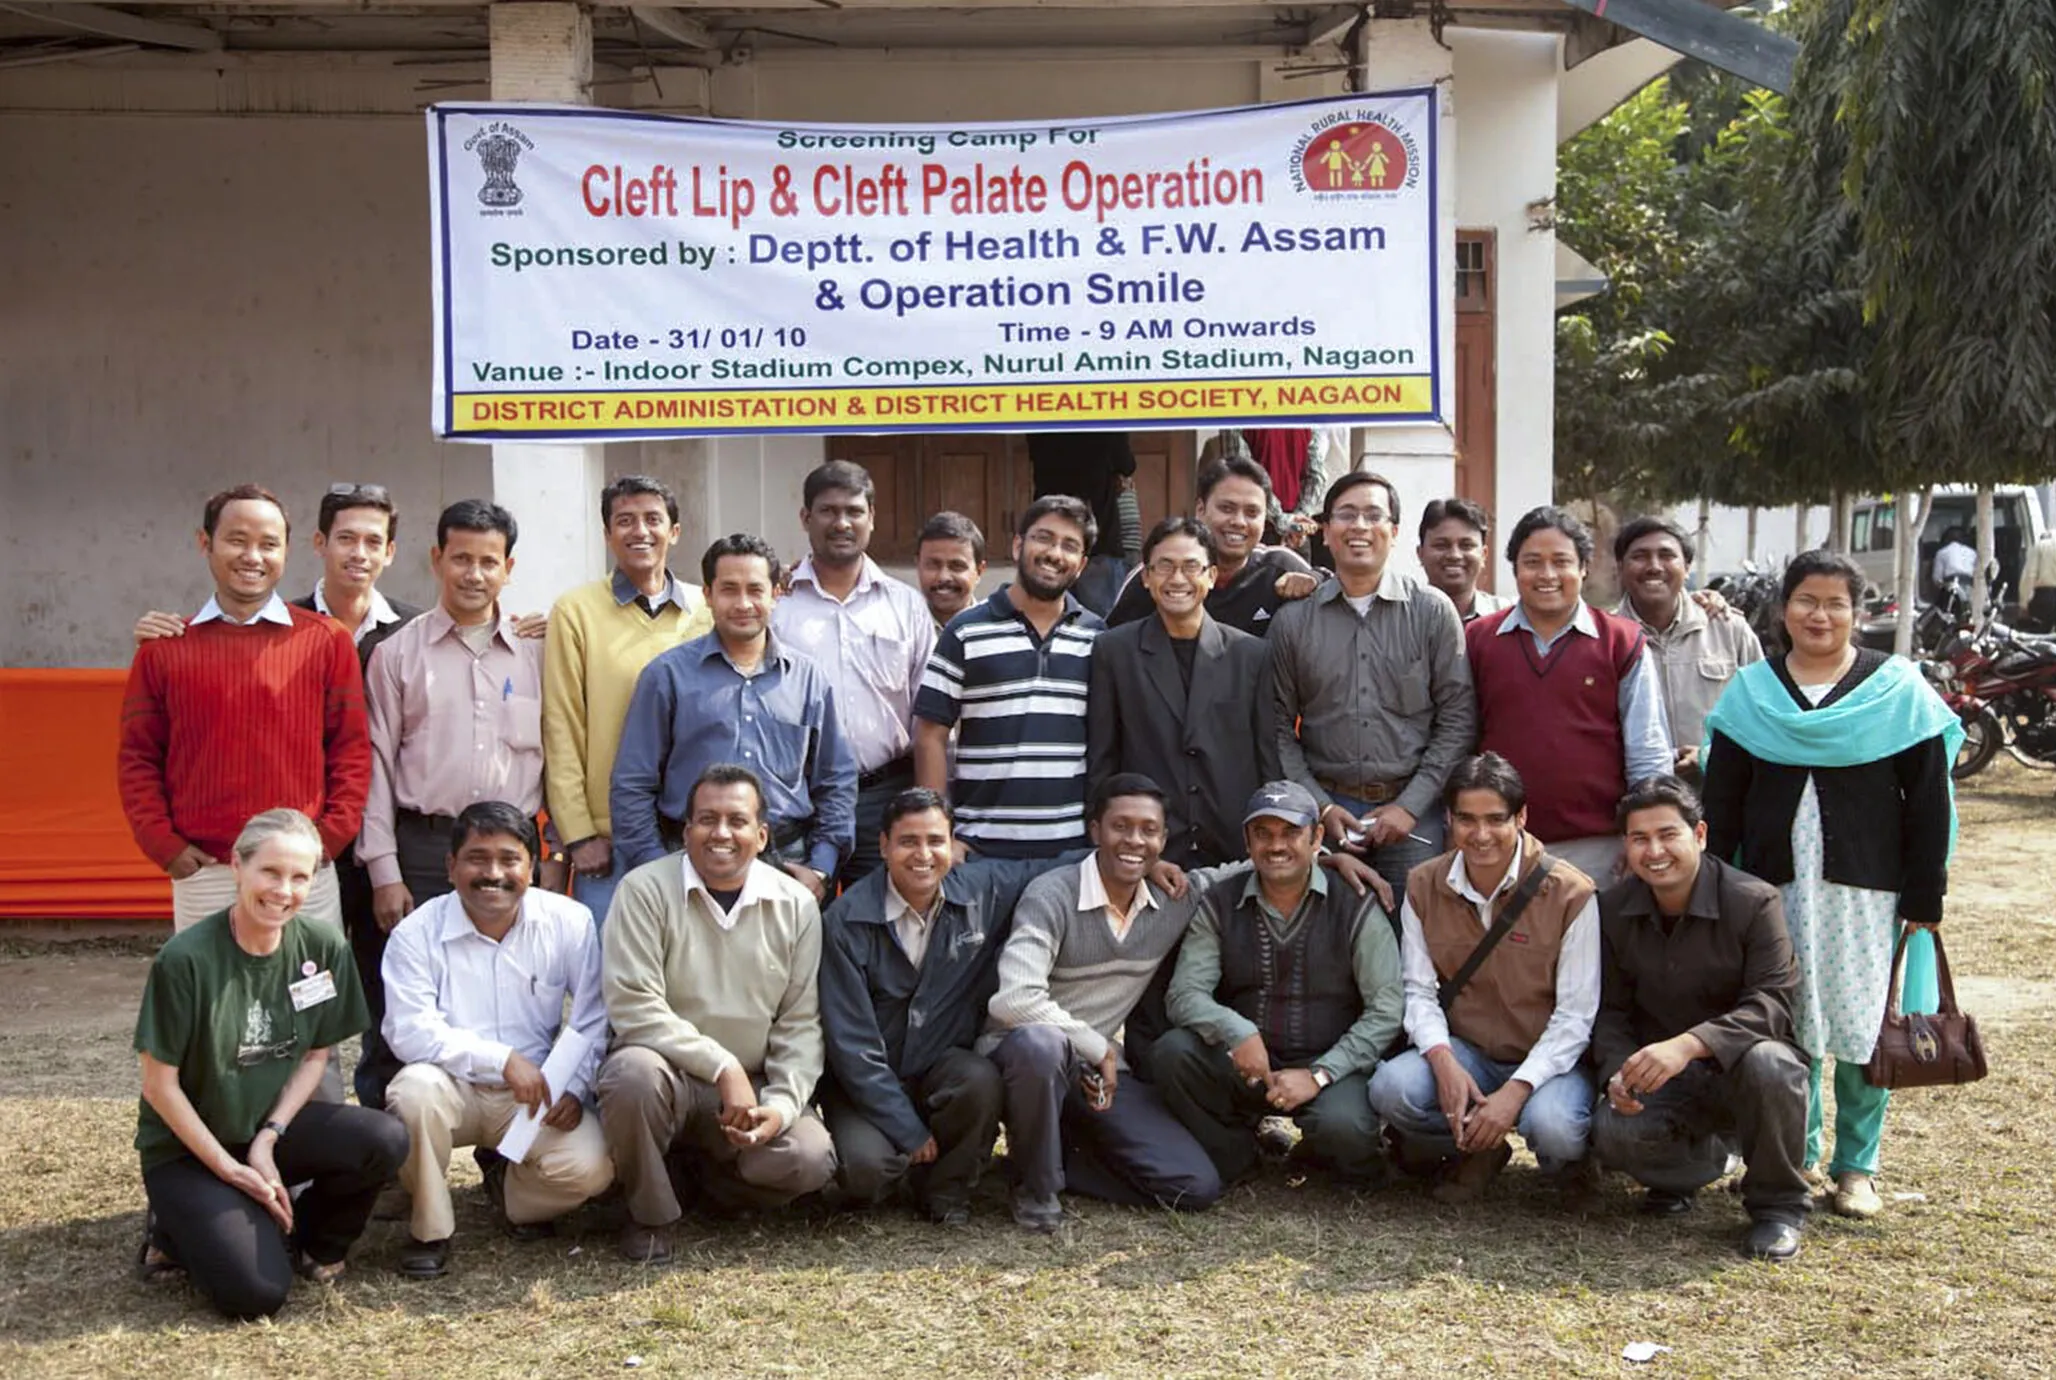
[1862,929,1988,1089]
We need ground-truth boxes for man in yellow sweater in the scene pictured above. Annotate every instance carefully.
[543,476,712,929]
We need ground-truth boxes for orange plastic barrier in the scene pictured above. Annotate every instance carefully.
[0,668,171,920]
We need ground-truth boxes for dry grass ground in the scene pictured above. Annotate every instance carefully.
[4,765,2055,1378]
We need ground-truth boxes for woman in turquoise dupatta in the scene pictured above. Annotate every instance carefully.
[1702,550,1959,1222]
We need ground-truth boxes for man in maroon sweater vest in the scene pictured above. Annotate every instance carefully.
[1464,506,1672,882]
[118,485,372,934]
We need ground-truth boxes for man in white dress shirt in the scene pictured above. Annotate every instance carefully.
[772,461,936,885]
[1367,754,1601,1204]
[382,801,612,1278]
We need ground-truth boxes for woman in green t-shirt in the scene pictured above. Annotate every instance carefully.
[135,808,408,1318]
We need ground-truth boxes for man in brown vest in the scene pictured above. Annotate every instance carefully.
[1369,753,1600,1202]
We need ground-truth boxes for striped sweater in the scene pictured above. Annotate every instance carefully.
[116,609,370,866]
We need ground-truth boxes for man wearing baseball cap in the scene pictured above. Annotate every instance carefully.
[1151,780,1403,1187]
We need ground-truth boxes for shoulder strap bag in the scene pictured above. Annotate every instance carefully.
[1437,857,1555,1011]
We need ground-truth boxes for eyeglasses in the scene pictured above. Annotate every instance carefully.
[1328,507,1391,528]
[1023,529,1086,557]
[1147,558,1211,579]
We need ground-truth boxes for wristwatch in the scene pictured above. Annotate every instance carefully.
[258,1119,288,1141]
[1310,1068,1333,1091]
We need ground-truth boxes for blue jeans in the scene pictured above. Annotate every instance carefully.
[1071,554,1131,618]
[1368,1037,1594,1171]
[1331,790,1444,908]
[573,839,632,934]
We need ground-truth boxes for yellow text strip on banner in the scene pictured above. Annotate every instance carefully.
[449,376,1432,436]
[428,93,1446,441]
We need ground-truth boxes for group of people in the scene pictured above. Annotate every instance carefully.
[117,453,1958,1320]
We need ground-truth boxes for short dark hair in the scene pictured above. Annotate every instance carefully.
[436,498,518,554]
[802,460,876,511]
[687,763,765,821]
[447,800,539,859]
[1088,771,1166,824]
[1779,547,1866,605]
[881,787,951,837]
[917,511,987,565]
[1506,505,1595,568]
[319,484,397,542]
[601,474,680,527]
[203,484,290,541]
[701,532,783,588]
[1614,515,1696,567]
[1018,494,1098,551]
[1319,470,1402,532]
[1442,752,1528,814]
[1141,515,1218,567]
[1417,496,1491,545]
[1197,455,1274,502]
[1615,774,1704,832]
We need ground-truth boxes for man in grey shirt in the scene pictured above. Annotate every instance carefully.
[1613,517,1762,784]
[1269,471,1476,898]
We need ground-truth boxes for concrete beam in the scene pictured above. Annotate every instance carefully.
[1303,4,1360,46]
[629,6,715,47]
[1554,0,1795,93]
[0,1,221,49]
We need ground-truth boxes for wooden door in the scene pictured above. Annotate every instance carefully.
[1454,229,1498,589]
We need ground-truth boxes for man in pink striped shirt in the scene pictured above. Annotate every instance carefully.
[358,500,548,931]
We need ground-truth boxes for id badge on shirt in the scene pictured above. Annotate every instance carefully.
[288,970,338,1012]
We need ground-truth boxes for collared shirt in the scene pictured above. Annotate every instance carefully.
[914,586,1102,856]
[1497,602,1673,786]
[1073,854,1158,943]
[380,888,607,1102]
[313,580,403,645]
[1397,837,1601,1089]
[611,566,693,618]
[191,592,294,627]
[357,604,546,888]
[772,556,936,776]
[610,631,856,878]
[1933,541,1977,583]
[1591,854,1799,1082]
[1617,594,1763,759]
[680,849,779,935]
[1269,564,1475,822]
[1460,588,1513,624]
[881,876,942,969]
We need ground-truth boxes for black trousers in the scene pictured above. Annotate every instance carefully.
[348,811,459,1109]
[142,1102,409,1319]
[821,1048,1004,1213]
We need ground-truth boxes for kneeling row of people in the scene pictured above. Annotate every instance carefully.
[135,753,1810,1317]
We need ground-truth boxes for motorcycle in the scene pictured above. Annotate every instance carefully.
[1921,603,2056,779]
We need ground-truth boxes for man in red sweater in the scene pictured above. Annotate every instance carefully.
[118,484,372,933]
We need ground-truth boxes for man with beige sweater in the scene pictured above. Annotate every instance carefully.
[596,763,836,1263]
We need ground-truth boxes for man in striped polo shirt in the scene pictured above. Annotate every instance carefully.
[913,495,1102,859]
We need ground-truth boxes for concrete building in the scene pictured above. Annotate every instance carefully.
[1,0,1774,667]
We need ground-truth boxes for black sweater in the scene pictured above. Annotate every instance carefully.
[1702,649,1952,924]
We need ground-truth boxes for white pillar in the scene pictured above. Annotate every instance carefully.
[490,3,608,609]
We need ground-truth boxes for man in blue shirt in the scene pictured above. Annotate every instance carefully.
[610,534,857,902]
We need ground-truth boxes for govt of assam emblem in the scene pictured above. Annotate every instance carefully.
[1290,112,1420,197]
[465,121,535,210]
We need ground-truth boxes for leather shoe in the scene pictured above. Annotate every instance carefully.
[397,1236,450,1279]
[1430,1143,1512,1205]
[618,1221,675,1265]
[1639,1188,1695,1216]
[1743,1219,1803,1262]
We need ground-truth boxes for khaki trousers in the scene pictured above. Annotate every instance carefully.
[173,861,342,933]
[386,1062,615,1243]
[596,1045,836,1227]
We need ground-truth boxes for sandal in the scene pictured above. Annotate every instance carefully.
[296,1252,348,1286]
[135,1211,184,1283]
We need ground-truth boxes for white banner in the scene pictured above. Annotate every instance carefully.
[428,94,1443,441]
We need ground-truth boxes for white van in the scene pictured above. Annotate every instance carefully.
[1849,485,2048,605]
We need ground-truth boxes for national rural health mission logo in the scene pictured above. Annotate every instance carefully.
[1290,109,1419,197]
[465,120,534,210]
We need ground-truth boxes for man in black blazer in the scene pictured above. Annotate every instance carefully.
[1087,517,1277,869]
